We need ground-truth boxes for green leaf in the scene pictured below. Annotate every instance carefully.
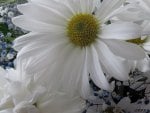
[3,36,15,43]
[0,23,9,35]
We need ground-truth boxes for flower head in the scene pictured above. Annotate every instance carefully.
[13,0,146,98]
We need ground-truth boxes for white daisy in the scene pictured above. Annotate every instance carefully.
[0,67,85,113]
[112,0,150,72]
[13,0,145,98]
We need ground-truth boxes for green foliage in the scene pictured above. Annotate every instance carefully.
[0,23,9,35]
[0,0,16,4]
[0,23,24,43]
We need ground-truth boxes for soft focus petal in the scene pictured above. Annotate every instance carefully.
[103,39,146,60]
[136,56,150,72]
[12,16,64,33]
[78,0,95,13]
[23,41,68,74]
[17,3,68,25]
[80,48,92,99]
[142,22,150,36]
[100,22,142,40]
[88,46,110,90]
[31,0,75,17]
[114,4,149,22]
[0,109,13,113]
[95,40,129,81]
[96,0,125,22]
[14,32,65,51]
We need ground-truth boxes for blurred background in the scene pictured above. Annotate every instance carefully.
[0,0,27,69]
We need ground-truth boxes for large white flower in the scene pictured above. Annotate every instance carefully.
[0,67,85,113]
[12,0,146,98]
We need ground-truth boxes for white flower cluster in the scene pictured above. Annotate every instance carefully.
[0,0,150,113]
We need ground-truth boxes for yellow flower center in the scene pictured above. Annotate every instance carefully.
[67,13,100,47]
[127,38,147,45]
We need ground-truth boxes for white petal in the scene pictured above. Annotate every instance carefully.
[39,93,85,113]
[142,22,150,36]
[79,0,95,13]
[30,0,75,16]
[12,15,64,33]
[16,34,66,59]
[32,47,72,91]
[114,4,147,22]
[0,67,6,76]
[143,0,150,9]
[17,43,49,60]
[17,3,69,25]
[103,39,146,60]
[57,47,85,95]
[136,56,150,72]
[24,41,69,74]
[13,33,48,51]
[13,32,64,51]
[80,48,92,99]
[63,0,82,14]
[0,109,13,113]
[96,0,125,22]
[95,40,129,81]
[0,68,7,89]
[88,46,110,90]
[143,45,150,52]
[100,22,142,40]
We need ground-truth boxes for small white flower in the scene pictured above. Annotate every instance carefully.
[0,67,86,113]
[8,11,14,18]
[7,53,15,60]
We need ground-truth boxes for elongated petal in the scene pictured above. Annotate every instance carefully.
[80,48,92,99]
[95,40,129,81]
[79,0,95,13]
[30,0,77,15]
[143,45,150,52]
[17,3,68,25]
[136,56,150,72]
[100,22,142,40]
[57,47,85,95]
[23,41,69,75]
[13,32,65,51]
[0,109,13,113]
[96,0,125,22]
[114,4,147,22]
[88,46,110,90]
[12,16,64,33]
[143,22,150,36]
[32,45,85,96]
[32,44,75,92]
[103,39,146,60]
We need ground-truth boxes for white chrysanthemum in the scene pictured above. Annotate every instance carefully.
[13,0,146,98]
[112,0,150,72]
[113,0,150,37]
[0,67,85,113]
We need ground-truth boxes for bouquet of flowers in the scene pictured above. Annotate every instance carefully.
[0,0,150,113]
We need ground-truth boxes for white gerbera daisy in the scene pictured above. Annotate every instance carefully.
[13,0,145,98]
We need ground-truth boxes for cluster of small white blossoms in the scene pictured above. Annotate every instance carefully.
[0,0,150,113]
